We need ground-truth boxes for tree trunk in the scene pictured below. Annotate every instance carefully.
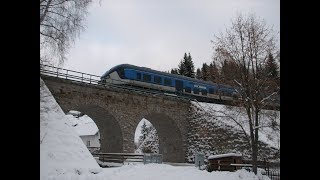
[252,108,260,174]
[252,140,258,174]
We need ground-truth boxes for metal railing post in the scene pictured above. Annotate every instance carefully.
[90,75,92,84]
[66,70,69,79]
[82,73,83,82]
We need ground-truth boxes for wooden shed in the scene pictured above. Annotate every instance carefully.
[207,153,244,172]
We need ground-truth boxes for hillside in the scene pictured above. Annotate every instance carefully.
[186,101,280,163]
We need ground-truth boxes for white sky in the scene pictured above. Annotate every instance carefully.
[64,0,280,76]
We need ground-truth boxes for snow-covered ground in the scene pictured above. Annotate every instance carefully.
[100,163,270,180]
[40,78,272,180]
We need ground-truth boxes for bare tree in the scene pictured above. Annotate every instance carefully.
[211,13,280,174]
[40,0,93,66]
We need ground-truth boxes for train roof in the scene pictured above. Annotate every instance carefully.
[101,64,235,89]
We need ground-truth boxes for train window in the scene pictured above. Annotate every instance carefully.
[154,76,162,84]
[201,89,207,96]
[117,67,125,78]
[209,88,215,94]
[137,73,141,80]
[185,87,191,93]
[164,78,172,86]
[193,88,199,94]
[143,74,151,82]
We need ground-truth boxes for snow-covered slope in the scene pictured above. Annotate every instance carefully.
[194,101,280,149]
[40,78,103,180]
[186,101,280,162]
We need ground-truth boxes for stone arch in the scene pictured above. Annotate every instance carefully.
[60,104,123,153]
[142,112,184,162]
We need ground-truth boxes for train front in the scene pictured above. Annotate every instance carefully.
[100,64,126,85]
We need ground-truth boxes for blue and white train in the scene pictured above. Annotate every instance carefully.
[100,64,239,102]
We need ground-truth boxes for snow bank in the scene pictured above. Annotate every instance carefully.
[40,78,102,180]
[100,163,270,180]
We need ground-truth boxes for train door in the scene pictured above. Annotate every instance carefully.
[175,80,183,92]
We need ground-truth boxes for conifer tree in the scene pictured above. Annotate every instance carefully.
[137,122,159,154]
[184,53,195,78]
[201,63,210,81]
[196,68,202,79]
[178,57,187,75]
[208,62,219,83]
[138,122,148,143]
[265,53,279,79]
[171,68,179,74]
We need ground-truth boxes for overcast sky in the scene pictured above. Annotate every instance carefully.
[64,0,279,76]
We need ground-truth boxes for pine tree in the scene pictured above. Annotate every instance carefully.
[196,68,202,79]
[184,53,195,78]
[136,122,159,154]
[265,53,279,79]
[174,52,195,78]
[220,60,229,84]
[208,62,219,83]
[201,63,210,81]
[220,60,240,84]
[178,56,187,76]
[171,68,179,74]
[138,122,148,144]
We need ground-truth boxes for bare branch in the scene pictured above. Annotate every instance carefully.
[40,0,92,66]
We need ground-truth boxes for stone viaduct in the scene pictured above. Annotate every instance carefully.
[42,75,191,162]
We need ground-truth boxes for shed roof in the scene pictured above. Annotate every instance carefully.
[208,153,242,160]
[65,114,99,136]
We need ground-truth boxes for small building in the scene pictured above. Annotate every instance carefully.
[66,112,100,153]
[207,153,244,172]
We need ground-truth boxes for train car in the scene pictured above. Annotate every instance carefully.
[100,64,238,102]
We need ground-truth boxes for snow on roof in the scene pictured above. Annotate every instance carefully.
[68,110,81,115]
[208,153,242,160]
[67,110,84,117]
[66,114,99,136]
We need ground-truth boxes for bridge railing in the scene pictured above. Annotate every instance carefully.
[92,153,163,165]
[40,64,193,102]
[40,64,101,84]
[92,153,144,164]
